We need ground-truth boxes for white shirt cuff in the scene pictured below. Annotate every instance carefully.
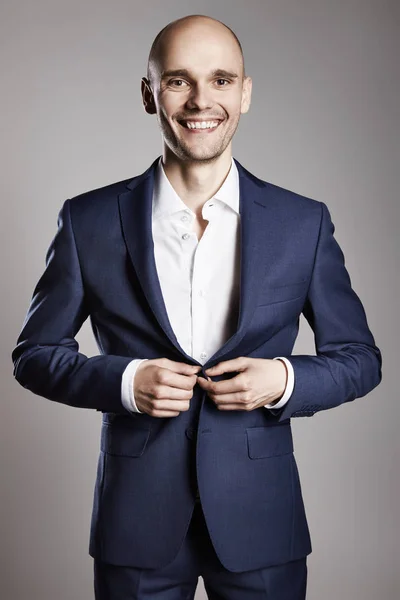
[264,357,294,410]
[121,359,149,413]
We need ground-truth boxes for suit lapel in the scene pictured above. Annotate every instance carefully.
[209,159,279,365]
[118,158,187,358]
[117,157,282,367]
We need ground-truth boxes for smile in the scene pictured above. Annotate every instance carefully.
[178,120,222,132]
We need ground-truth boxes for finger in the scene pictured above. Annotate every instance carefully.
[159,370,199,390]
[146,402,186,418]
[213,391,250,404]
[197,373,245,394]
[150,411,180,418]
[154,384,194,401]
[161,359,202,375]
[204,357,247,376]
[214,392,259,410]
[216,404,251,411]
[152,398,191,411]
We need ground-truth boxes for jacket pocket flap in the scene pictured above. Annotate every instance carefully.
[246,425,293,459]
[101,422,150,457]
[257,279,308,307]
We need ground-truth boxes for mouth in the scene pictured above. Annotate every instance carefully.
[177,119,223,133]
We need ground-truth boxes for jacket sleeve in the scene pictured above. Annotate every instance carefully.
[271,201,382,420]
[11,199,134,414]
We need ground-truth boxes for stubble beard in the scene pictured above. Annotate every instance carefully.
[159,114,240,164]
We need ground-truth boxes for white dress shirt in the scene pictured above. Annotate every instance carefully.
[121,157,294,413]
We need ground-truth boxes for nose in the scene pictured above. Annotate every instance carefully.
[186,83,213,111]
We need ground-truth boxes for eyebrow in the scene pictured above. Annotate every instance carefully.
[160,69,239,80]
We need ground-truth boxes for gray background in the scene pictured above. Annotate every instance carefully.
[1,1,398,598]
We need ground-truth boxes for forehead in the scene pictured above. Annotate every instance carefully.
[154,22,243,77]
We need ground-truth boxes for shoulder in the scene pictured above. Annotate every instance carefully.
[67,174,138,214]
[235,159,323,213]
[65,159,157,222]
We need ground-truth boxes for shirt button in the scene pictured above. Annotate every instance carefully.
[200,352,207,360]
[181,215,189,222]
[182,233,190,240]
[199,289,205,297]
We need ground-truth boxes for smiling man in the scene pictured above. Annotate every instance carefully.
[12,13,382,600]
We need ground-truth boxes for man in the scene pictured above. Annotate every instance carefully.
[12,14,382,600]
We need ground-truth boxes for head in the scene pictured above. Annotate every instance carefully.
[141,15,252,164]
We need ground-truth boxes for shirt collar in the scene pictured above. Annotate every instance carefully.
[152,156,239,221]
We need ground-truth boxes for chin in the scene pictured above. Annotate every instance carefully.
[178,144,227,163]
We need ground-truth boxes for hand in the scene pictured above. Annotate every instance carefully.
[133,358,202,417]
[197,357,287,411]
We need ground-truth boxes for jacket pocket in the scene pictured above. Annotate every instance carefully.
[256,279,307,307]
[100,421,150,457]
[246,424,294,459]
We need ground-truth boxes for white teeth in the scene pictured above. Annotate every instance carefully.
[184,121,219,129]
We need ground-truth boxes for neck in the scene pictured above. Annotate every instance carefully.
[161,146,233,214]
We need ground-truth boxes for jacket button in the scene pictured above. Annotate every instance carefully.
[185,428,196,440]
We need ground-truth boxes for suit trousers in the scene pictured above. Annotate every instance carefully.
[93,501,308,600]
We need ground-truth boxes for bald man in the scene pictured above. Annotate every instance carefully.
[12,14,382,600]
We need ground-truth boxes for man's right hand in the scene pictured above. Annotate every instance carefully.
[133,358,202,417]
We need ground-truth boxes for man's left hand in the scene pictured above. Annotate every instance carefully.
[197,357,287,411]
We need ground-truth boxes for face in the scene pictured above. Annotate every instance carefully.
[142,20,252,163]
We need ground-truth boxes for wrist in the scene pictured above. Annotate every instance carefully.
[271,359,288,405]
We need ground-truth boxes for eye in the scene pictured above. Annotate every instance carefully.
[169,79,188,87]
[215,79,230,86]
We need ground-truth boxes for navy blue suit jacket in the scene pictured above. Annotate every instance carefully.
[12,157,382,572]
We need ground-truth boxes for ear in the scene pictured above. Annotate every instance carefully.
[141,77,157,115]
[240,76,252,114]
